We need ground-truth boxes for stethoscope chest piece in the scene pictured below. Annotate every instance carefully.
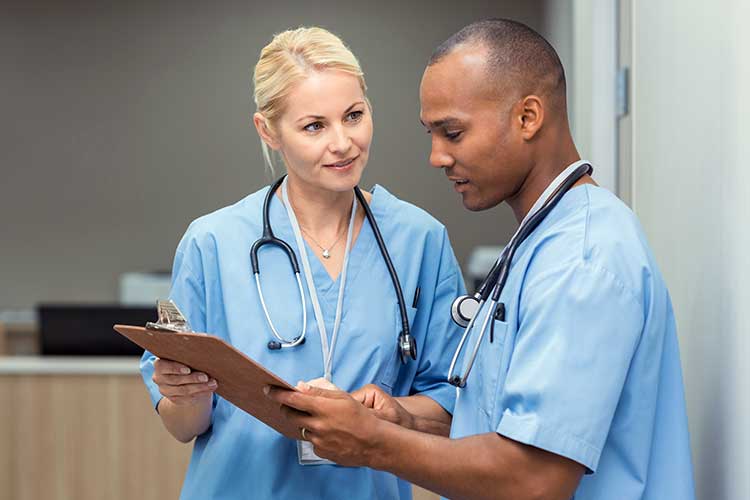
[398,332,417,364]
[450,295,482,328]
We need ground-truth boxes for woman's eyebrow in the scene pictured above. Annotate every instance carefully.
[294,102,364,124]
[296,114,326,123]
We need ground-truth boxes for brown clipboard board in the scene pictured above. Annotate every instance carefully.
[113,324,298,437]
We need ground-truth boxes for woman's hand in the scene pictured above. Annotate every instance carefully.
[152,358,217,407]
[152,358,217,443]
[301,377,340,391]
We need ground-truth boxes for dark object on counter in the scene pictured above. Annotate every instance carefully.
[39,304,156,356]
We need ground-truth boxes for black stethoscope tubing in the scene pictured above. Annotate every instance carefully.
[251,175,416,363]
[447,163,593,387]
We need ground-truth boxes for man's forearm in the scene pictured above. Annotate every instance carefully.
[368,421,580,500]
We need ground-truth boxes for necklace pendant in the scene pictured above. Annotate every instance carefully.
[322,249,331,259]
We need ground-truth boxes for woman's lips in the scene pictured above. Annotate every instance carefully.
[324,155,358,170]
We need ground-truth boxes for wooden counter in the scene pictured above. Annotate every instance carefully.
[0,357,190,500]
[0,357,439,500]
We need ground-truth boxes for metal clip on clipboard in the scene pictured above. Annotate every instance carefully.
[145,300,193,333]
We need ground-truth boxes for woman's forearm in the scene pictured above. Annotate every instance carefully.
[156,396,213,443]
[396,395,452,436]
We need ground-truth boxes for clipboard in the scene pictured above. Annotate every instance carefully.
[113,324,299,437]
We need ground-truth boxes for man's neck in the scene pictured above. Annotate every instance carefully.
[507,149,582,224]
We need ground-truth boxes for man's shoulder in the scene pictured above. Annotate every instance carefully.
[526,185,662,301]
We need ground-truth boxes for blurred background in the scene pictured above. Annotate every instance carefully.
[1,0,748,499]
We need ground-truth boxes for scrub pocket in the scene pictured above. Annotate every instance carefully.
[379,304,418,392]
[476,317,508,417]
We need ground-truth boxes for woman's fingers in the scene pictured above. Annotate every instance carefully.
[154,371,210,386]
[158,380,217,399]
[302,377,339,391]
[153,358,212,387]
[153,358,191,375]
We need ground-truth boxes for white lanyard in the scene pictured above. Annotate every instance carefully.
[495,160,590,264]
[281,178,357,382]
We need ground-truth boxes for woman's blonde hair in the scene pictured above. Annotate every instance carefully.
[253,26,368,176]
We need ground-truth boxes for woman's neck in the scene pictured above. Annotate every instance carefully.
[283,173,355,240]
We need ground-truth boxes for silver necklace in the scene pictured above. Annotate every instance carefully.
[299,225,347,259]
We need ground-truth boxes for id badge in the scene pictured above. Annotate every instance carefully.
[297,440,335,466]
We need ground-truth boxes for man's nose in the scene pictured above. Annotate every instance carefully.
[429,138,455,169]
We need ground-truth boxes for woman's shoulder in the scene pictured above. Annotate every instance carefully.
[369,184,447,237]
[179,186,269,246]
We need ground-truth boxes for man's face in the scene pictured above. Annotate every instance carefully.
[419,46,529,211]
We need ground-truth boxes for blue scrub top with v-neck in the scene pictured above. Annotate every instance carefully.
[140,184,465,500]
[450,184,695,499]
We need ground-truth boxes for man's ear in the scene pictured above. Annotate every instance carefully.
[253,113,280,151]
[516,95,544,141]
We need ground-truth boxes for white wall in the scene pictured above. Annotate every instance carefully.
[631,1,750,498]
[559,0,618,194]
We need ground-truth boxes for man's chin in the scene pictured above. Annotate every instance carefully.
[460,193,492,212]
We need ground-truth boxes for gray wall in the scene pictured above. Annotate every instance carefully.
[1,0,561,309]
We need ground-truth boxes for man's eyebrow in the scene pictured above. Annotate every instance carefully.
[422,117,463,128]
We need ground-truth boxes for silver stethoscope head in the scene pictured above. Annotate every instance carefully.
[450,293,482,328]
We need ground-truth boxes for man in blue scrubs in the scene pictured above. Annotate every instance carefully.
[267,19,696,499]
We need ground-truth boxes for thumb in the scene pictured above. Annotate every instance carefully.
[350,387,368,404]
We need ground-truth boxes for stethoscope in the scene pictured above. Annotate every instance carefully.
[250,175,417,364]
[447,162,593,388]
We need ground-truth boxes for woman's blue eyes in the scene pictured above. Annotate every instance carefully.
[346,110,364,121]
[302,111,364,132]
[304,122,324,132]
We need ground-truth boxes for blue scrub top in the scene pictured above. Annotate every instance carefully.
[451,185,695,499]
[140,184,465,500]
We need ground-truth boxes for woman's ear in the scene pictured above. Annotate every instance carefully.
[253,113,280,151]
[517,95,544,141]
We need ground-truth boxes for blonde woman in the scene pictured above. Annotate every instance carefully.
[140,27,464,499]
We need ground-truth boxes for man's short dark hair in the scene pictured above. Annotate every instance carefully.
[429,19,566,108]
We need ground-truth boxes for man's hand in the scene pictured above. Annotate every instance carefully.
[264,382,385,467]
[351,384,415,430]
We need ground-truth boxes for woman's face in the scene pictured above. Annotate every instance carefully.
[268,70,373,193]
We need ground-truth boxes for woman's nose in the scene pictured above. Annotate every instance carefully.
[328,126,353,154]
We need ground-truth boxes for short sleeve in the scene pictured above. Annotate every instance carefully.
[495,261,643,471]
[408,229,466,414]
[139,233,208,409]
